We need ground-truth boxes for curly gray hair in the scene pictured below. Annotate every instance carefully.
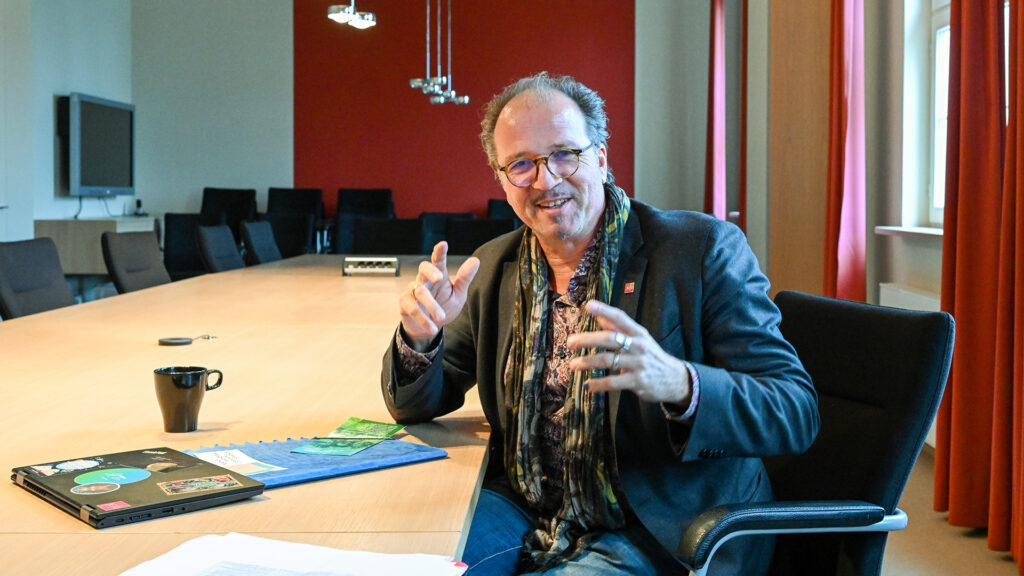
[479,72,611,181]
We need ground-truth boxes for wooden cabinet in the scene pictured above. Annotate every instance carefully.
[34,217,157,275]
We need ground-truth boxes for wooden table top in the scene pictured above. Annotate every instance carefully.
[0,255,488,574]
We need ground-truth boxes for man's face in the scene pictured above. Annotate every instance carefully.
[492,90,608,251]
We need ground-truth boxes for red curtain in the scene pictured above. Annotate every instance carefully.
[994,1,1024,562]
[934,0,1024,570]
[704,0,727,220]
[823,0,866,301]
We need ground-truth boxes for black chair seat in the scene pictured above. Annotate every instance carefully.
[352,217,424,255]
[101,231,171,293]
[680,291,955,576]
[240,220,283,265]
[163,213,206,281]
[197,224,246,272]
[0,238,76,319]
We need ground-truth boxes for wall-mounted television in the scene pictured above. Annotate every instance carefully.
[57,92,135,197]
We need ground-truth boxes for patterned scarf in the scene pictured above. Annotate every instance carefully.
[504,182,631,570]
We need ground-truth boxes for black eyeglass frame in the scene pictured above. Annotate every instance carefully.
[497,142,597,188]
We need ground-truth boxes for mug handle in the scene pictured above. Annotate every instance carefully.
[205,369,223,391]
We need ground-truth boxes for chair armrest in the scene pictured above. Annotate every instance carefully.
[680,500,904,574]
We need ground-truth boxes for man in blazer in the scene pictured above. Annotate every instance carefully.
[382,73,818,575]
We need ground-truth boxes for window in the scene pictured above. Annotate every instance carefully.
[923,1,1009,225]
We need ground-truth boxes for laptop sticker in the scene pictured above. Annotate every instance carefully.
[157,475,241,496]
[74,468,151,486]
[70,482,120,496]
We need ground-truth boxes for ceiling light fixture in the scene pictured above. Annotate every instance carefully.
[327,1,375,29]
[409,0,468,105]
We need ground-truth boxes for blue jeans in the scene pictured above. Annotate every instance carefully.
[462,489,682,575]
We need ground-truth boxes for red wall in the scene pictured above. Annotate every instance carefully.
[294,0,635,218]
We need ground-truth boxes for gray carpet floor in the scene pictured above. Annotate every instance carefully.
[882,448,1018,575]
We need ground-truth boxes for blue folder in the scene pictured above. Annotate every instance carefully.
[186,438,447,489]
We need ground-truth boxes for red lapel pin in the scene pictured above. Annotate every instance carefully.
[624,282,635,294]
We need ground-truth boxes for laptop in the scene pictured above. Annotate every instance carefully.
[11,447,264,528]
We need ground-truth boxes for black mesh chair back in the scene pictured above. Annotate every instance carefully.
[260,212,316,257]
[163,213,206,281]
[240,220,283,265]
[101,231,171,294]
[419,211,475,252]
[196,224,246,272]
[336,188,395,219]
[200,187,257,243]
[445,218,516,255]
[267,187,324,223]
[0,238,76,320]
[352,217,424,255]
[764,291,955,576]
[486,198,522,227]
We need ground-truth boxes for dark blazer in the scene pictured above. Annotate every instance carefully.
[382,201,819,571]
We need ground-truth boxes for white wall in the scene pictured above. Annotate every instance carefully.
[635,0,769,270]
[131,0,294,218]
[635,1,709,213]
[32,0,134,224]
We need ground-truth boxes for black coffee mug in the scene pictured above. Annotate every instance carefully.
[153,366,223,433]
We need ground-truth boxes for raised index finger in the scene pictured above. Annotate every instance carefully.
[431,241,449,279]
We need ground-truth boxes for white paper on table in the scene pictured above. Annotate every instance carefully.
[193,449,286,476]
[118,532,467,576]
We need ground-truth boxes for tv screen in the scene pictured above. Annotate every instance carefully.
[61,92,135,197]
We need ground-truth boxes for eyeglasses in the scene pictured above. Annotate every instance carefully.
[497,143,596,188]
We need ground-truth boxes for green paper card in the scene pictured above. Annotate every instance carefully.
[327,417,405,439]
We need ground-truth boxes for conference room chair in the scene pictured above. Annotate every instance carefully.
[240,220,282,266]
[445,218,517,255]
[678,291,955,576]
[163,213,207,281]
[100,231,172,294]
[267,187,324,222]
[352,217,425,255]
[0,237,76,320]
[331,188,396,254]
[196,224,246,272]
[200,187,257,244]
[267,187,324,252]
[486,198,522,228]
[259,211,316,258]
[336,187,396,219]
[419,211,475,252]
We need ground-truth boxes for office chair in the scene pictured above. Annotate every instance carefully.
[260,211,316,257]
[419,211,475,252]
[486,198,522,227]
[352,217,424,255]
[240,220,283,265]
[0,237,76,320]
[679,291,955,576]
[163,213,207,281]
[101,231,172,294]
[445,218,517,255]
[336,187,396,219]
[200,187,257,244]
[267,187,324,253]
[267,187,324,222]
[196,224,246,272]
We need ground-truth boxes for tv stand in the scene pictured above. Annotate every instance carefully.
[34,217,157,275]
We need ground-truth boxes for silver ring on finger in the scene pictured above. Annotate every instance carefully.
[611,351,621,371]
[614,332,627,349]
[621,336,632,352]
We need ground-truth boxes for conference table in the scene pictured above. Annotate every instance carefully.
[0,255,489,574]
